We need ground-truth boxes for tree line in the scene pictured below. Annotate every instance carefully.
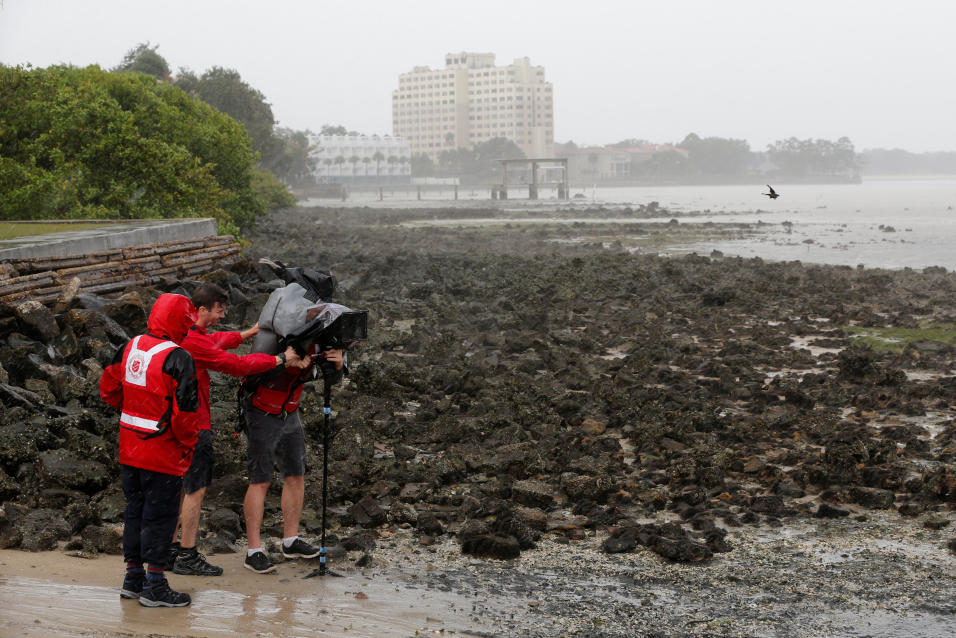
[559,134,863,183]
[0,43,312,235]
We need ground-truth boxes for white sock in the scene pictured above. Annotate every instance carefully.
[247,547,263,557]
[283,536,298,548]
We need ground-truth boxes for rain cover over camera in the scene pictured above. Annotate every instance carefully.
[252,282,353,355]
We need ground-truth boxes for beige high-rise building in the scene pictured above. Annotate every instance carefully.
[392,52,554,160]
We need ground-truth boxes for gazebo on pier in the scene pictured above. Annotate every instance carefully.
[493,158,569,200]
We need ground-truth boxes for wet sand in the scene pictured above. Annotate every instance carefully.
[2,511,954,638]
[0,547,486,638]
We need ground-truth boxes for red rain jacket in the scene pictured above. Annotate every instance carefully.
[181,325,276,430]
[251,343,320,415]
[100,294,200,477]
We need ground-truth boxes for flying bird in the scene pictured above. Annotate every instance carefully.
[763,185,780,199]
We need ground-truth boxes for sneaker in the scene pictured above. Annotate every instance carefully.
[281,538,321,559]
[244,551,276,574]
[173,548,223,576]
[138,578,191,607]
[120,574,144,599]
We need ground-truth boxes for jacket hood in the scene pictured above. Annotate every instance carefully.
[147,294,198,343]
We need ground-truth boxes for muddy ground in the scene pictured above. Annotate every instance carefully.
[0,203,954,636]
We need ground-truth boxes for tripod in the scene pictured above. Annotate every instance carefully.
[305,377,342,578]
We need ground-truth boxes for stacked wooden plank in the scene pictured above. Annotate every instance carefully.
[0,235,241,305]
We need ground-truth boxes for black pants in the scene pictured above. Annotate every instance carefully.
[121,464,182,567]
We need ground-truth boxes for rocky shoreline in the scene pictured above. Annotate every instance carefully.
[0,204,953,636]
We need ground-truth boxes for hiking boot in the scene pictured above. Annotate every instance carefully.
[138,578,191,607]
[244,551,276,574]
[165,542,181,570]
[173,548,223,576]
[281,538,321,559]
[120,574,144,599]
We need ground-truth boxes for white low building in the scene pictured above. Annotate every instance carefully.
[309,134,412,184]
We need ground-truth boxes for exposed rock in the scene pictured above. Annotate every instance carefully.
[460,533,520,560]
[847,486,896,509]
[38,450,111,493]
[207,508,243,540]
[13,300,60,342]
[815,503,850,518]
[80,524,123,554]
[348,496,387,528]
[511,479,556,508]
[18,508,71,551]
[415,511,444,536]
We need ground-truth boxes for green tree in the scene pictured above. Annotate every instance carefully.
[372,151,385,177]
[437,137,525,183]
[0,64,263,235]
[174,67,285,174]
[410,153,433,177]
[320,124,354,136]
[766,137,858,178]
[272,127,316,187]
[115,42,170,81]
[678,133,752,176]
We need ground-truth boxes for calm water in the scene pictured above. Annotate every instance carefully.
[303,179,956,270]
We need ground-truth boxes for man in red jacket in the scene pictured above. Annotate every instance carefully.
[242,340,343,574]
[171,283,302,576]
[100,293,200,608]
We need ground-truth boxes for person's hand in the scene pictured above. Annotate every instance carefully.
[293,354,313,369]
[281,345,301,367]
[241,322,260,342]
[320,348,344,371]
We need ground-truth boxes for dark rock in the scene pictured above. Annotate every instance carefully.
[815,503,850,518]
[38,450,110,493]
[18,508,71,551]
[511,479,556,508]
[348,496,387,528]
[93,490,126,523]
[461,533,520,559]
[398,482,431,503]
[207,508,243,540]
[602,527,637,554]
[341,531,377,552]
[750,494,785,515]
[923,517,950,531]
[0,503,26,548]
[61,308,129,343]
[0,382,41,409]
[458,519,491,538]
[13,300,60,342]
[102,292,148,336]
[81,524,122,554]
[651,536,713,562]
[847,486,896,510]
[205,535,239,555]
[415,511,444,536]
[388,501,418,525]
[897,502,924,517]
[0,421,58,472]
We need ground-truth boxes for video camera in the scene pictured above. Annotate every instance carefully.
[257,258,368,384]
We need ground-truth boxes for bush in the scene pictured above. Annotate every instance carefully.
[0,64,272,235]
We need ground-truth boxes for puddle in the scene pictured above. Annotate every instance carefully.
[789,335,845,357]
[829,608,956,638]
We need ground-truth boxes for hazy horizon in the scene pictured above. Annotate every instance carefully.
[3,0,956,153]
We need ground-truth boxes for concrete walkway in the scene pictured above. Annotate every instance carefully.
[0,218,219,261]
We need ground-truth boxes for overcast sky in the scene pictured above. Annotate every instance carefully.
[2,0,955,152]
